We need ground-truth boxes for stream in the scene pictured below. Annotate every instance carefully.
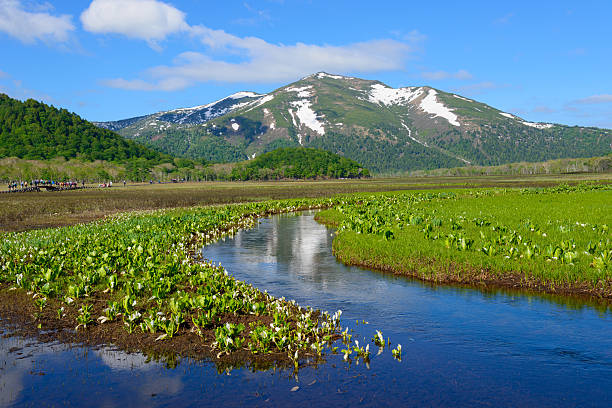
[1,211,612,407]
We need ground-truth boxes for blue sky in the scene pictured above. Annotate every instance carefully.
[0,0,610,128]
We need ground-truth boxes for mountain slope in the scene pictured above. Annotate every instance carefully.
[98,73,612,172]
[0,93,168,162]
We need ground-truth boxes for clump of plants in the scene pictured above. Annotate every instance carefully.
[0,196,401,368]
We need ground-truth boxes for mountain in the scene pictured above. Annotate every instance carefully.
[0,93,169,163]
[95,73,612,173]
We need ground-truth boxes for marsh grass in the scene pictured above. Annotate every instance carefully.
[316,184,612,298]
[1,173,610,232]
[0,197,360,365]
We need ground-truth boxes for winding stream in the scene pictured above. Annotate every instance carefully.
[2,212,612,407]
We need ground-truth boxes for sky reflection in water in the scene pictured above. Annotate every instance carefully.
[2,212,612,407]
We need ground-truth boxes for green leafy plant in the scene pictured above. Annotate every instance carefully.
[76,304,93,330]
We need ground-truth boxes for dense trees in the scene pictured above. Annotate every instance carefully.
[0,94,218,181]
[0,94,169,163]
[229,147,369,180]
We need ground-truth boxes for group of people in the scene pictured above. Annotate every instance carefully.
[7,181,25,191]
[7,179,81,191]
[55,181,79,188]
[6,179,131,192]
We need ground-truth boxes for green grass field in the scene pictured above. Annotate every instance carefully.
[316,183,611,297]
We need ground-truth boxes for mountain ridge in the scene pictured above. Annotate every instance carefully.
[95,72,612,173]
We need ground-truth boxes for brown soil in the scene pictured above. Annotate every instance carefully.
[0,283,327,371]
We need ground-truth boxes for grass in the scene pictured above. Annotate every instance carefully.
[315,183,612,299]
[0,197,353,366]
[1,173,610,232]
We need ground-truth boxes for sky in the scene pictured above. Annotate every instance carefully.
[0,0,610,128]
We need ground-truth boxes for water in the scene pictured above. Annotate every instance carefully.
[2,212,612,407]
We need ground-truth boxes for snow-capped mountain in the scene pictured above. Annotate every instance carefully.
[96,72,612,172]
[95,91,263,132]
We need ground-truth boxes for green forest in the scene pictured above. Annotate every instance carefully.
[0,94,216,181]
[229,147,370,180]
[0,94,171,162]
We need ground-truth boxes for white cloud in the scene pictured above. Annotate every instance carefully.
[0,0,75,43]
[405,29,426,43]
[573,94,612,104]
[421,69,472,81]
[0,69,8,78]
[81,0,188,45]
[104,26,415,90]
[102,76,190,91]
[92,1,420,90]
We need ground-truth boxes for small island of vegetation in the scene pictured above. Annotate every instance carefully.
[229,147,370,180]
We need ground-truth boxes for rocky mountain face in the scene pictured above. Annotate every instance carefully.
[95,73,612,173]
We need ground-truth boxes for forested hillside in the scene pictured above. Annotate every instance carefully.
[0,94,168,162]
[230,147,369,180]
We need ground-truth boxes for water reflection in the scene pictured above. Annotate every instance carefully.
[224,212,335,283]
[0,330,190,408]
[202,212,612,406]
[2,212,612,407]
[94,349,156,371]
[0,334,31,407]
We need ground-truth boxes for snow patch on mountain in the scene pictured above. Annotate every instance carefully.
[316,72,345,80]
[170,92,261,113]
[521,121,554,129]
[253,94,274,107]
[419,89,460,126]
[230,91,261,99]
[263,108,276,130]
[290,100,325,135]
[288,109,298,127]
[453,94,473,102]
[401,121,428,147]
[368,84,423,106]
[240,94,275,115]
[285,85,314,98]
[499,112,516,119]
[156,91,265,125]
[231,122,240,131]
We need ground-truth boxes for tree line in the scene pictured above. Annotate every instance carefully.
[0,94,210,180]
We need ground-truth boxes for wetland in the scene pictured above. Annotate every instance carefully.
[2,211,612,407]
[0,179,611,406]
